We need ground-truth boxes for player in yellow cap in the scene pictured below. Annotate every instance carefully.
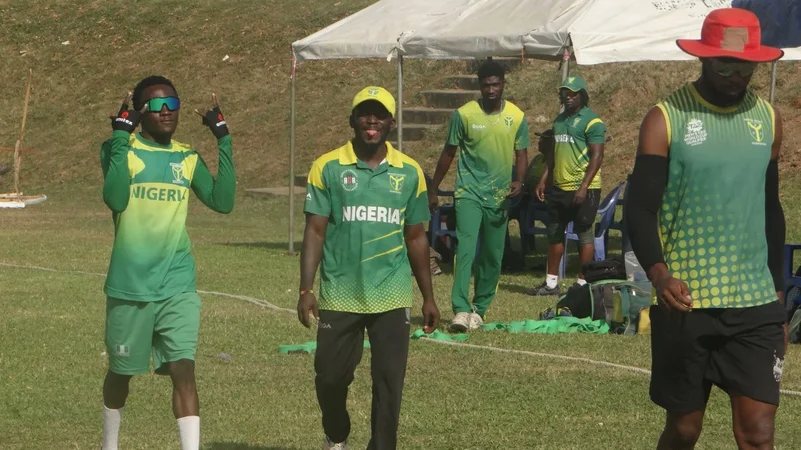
[298,86,440,450]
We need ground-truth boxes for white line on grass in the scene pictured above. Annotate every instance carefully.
[3,260,801,399]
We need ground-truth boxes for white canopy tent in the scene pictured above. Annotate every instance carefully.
[287,0,798,252]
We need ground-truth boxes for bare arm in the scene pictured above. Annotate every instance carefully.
[579,143,604,192]
[515,149,528,185]
[297,213,328,327]
[431,145,457,191]
[405,223,435,304]
[299,214,327,292]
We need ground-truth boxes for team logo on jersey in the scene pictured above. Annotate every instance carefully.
[683,118,707,146]
[745,119,766,145]
[504,116,514,127]
[341,169,359,192]
[388,173,405,194]
[116,344,130,357]
[572,117,581,127]
[170,162,185,185]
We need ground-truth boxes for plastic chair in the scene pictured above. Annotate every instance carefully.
[783,244,801,306]
[429,187,481,261]
[558,182,625,278]
[519,198,550,255]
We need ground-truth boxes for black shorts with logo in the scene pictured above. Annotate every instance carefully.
[649,301,786,412]
[546,186,600,243]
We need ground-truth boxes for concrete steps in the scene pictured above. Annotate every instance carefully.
[388,124,437,142]
[246,186,306,197]
[445,75,480,91]
[421,89,480,109]
[403,107,453,125]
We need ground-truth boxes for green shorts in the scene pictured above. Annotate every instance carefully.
[105,292,201,376]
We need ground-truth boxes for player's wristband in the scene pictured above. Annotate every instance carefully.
[299,289,314,296]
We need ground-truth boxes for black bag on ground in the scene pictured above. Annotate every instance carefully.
[581,255,626,283]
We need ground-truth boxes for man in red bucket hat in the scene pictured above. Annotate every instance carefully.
[626,7,787,449]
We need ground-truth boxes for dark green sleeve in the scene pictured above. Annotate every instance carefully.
[190,135,236,214]
[405,166,430,226]
[445,110,464,147]
[515,116,530,150]
[586,119,607,144]
[100,130,133,213]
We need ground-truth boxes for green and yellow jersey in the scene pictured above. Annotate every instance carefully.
[304,141,429,314]
[552,106,606,191]
[446,100,529,208]
[100,131,235,302]
[657,83,776,309]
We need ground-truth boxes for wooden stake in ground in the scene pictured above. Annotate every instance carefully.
[13,69,33,196]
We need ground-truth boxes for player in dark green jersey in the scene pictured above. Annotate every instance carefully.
[626,9,786,449]
[530,75,606,296]
[100,75,236,450]
[298,86,439,450]
[429,61,530,332]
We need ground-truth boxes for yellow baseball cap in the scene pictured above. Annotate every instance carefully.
[352,86,396,118]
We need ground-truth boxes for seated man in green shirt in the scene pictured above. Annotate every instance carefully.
[525,129,554,199]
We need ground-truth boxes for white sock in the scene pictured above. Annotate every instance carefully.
[576,278,588,286]
[177,416,200,450]
[102,405,123,450]
[546,274,558,289]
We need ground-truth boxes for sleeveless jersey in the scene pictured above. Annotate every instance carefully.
[656,83,776,309]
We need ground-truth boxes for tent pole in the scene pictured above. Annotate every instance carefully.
[769,61,777,104]
[561,47,571,82]
[288,65,297,255]
[560,47,572,114]
[397,54,404,152]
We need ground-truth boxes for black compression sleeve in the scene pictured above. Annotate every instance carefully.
[765,159,785,292]
[625,154,668,273]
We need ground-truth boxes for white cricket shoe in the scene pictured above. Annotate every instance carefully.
[323,436,349,450]
[450,312,472,332]
[469,312,484,330]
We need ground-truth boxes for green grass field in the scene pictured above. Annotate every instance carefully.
[2,191,801,450]
[4,0,801,448]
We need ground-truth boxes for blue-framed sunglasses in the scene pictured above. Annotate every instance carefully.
[146,96,180,112]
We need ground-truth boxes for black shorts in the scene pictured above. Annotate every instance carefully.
[649,301,786,413]
[546,186,600,243]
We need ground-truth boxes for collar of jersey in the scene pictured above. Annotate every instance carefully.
[339,140,402,168]
[563,106,590,120]
[688,82,740,114]
[135,132,174,150]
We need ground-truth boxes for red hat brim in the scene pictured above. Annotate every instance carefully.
[676,39,784,62]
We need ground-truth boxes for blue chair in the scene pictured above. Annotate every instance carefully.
[783,244,801,307]
[519,198,550,255]
[429,187,481,261]
[558,182,626,278]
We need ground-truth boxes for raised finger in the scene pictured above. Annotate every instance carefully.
[212,93,219,109]
[193,108,206,118]
[118,92,132,115]
[139,102,148,113]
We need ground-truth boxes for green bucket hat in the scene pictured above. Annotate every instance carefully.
[560,75,587,92]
